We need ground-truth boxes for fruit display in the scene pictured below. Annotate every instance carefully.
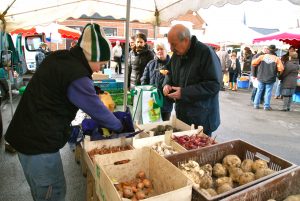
[147,125,181,136]
[179,154,276,197]
[114,171,154,200]
[172,134,217,150]
[88,145,132,162]
[151,141,178,156]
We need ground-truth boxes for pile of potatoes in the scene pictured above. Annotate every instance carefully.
[180,154,276,197]
[114,171,154,200]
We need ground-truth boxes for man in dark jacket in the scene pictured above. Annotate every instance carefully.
[128,33,154,89]
[5,23,123,201]
[163,24,221,136]
[252,45,284,110]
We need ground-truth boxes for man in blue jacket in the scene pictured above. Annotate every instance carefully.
[5,23,123,201]
[163,24,221,136]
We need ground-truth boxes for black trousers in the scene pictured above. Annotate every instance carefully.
[114,56,122,74]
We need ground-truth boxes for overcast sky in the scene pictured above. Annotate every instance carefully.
[199,0,300,30]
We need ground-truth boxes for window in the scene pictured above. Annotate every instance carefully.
[132,29,148,37]
[103,27,117,36]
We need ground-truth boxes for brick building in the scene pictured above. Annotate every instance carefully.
[54,11,206,50]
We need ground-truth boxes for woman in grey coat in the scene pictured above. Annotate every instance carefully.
[279,51,299,111]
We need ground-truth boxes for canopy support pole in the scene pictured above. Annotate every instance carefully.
[123,0,131,111]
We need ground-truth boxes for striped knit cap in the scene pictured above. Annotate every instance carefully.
[78,23,111,62]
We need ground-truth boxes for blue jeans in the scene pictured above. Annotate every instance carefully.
[18,152,66,201]
[275,80,281,97]
[254,81,274,109]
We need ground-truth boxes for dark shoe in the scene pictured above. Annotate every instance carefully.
[220,88,225,91]
[264,107,272,111]
[254,106,260,109]
[280,109,288,111]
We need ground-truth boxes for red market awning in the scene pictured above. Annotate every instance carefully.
[11,25,81,40]
[253,32,300,48]
[10,27,37,36]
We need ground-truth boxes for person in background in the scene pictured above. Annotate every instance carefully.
[242,47,253,72]
[252,45,284,111]
[275,45,296,99]
[112,40,123,74]
[35,42,49,70]
[216,45,230,91]
[279,51,299,111]
[128,32,154,89]
[163,24,221,136]
[141,41,173,121]
[5,23,123,201]
[228,51,241,91]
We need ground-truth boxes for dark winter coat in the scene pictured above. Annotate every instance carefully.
[228,58,241,75]
[141,55,173,113]
[5,46,92,154]
[128,45,154,88]
[280,59,299,89]
[164,36,221,133]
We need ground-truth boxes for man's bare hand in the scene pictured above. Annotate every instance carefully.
[163,84,172,96]
[167,86,181,100]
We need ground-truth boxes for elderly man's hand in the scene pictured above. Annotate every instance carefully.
[163,84,172,96]
[167,86,181,100]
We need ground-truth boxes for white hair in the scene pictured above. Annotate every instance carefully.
[153,40,169,53]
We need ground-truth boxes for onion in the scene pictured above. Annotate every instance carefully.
[142,179,152,188]
[137,182,144,189]
[136,191,146,200]
[136,171,146,179]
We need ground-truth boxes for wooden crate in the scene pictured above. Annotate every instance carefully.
[94,147,193,201]
[223,166,300,201]
[135,115,196,138]
[166,139,296,201]
[83,136,133,179]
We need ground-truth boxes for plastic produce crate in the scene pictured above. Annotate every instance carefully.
[111,92,133,106]
[165,139,296,201]
[94,81,123,92]
[223,166,300,201]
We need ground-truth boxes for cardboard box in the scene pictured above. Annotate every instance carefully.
[135,115,196,139]
[94,147,193,201]
[92,72,109,80]
[133,132,187,156]
[83,136,133,179]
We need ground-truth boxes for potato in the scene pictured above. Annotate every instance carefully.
[215,177,233,188]
[229,167,244,183]
[251,159,268,173]
[216,183,233,194]
[199,174,213,189]
[202,164,213,176]
[213,163,227,178]
[283,194,300,201]
[238,172,255,185]
[241,159,254,172]
[223,155,241,169]
[255,168,275,179]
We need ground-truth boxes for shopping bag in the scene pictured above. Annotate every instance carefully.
[132,85,163,124]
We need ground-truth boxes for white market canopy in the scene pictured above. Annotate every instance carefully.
[1,0,270,32]
[201,22,264,45]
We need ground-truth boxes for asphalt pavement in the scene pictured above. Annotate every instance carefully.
[0,66,299,201]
